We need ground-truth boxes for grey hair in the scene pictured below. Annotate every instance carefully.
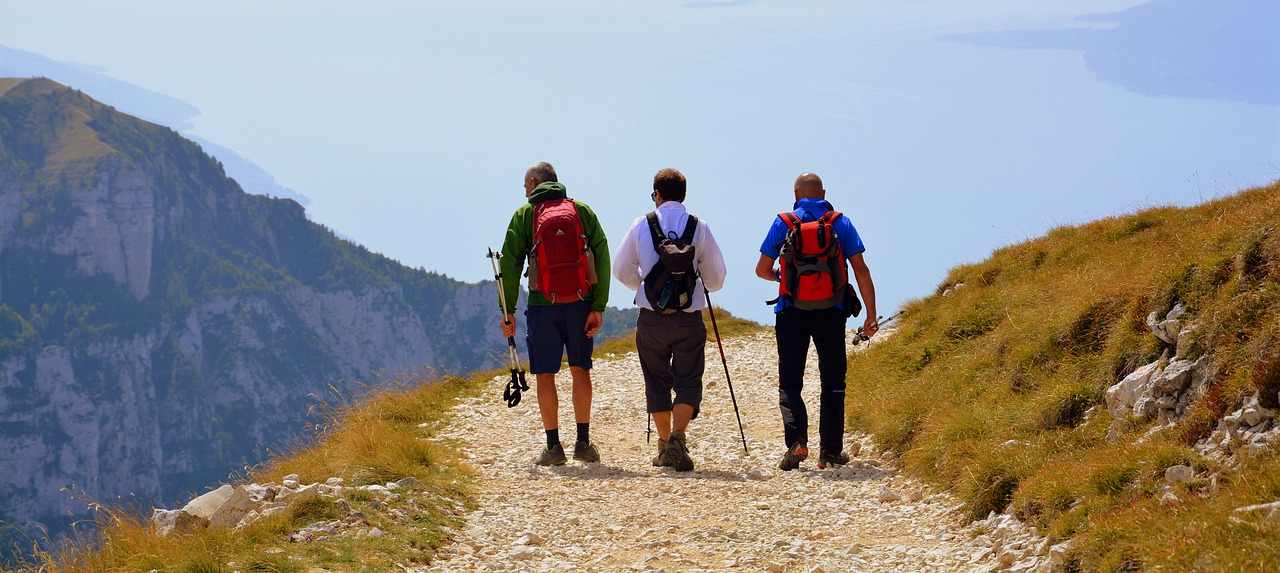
[525,161,558,184]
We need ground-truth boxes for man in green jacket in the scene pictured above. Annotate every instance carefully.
[500,161,611,465]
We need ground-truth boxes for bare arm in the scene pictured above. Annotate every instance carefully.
[611,220,644,291]
[755,253,778,282]
[848,252,878,336]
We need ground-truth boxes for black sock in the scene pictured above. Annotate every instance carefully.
[546,429,559,448]
[577,422,590,444]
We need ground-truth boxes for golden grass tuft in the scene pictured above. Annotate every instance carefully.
[847,181,1280,567]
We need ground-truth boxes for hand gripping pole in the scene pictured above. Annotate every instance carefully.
[852,311,904,346]
[487,248,528,407]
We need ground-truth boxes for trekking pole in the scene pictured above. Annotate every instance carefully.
[852,311,904,346]
[487,248,528,408]
[703,289,749,455]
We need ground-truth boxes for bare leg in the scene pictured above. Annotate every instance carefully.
[672,403,695,433]
[569,366,592,424]
[651,411,672,442]
[536,373,558,431]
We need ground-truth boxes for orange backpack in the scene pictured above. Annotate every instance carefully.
[775,210,848,310]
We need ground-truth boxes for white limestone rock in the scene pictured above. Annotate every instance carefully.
[152,508,208,536]
[1106,362,1158,418]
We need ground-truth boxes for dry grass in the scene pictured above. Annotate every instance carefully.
[16,369,489,572]
[847,182,1280,569]
[0,78,25,97]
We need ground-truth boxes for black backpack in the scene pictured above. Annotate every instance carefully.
[643,212,699,314]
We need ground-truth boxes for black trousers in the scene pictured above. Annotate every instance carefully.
[636,309,707,414]
[775,306,848,454]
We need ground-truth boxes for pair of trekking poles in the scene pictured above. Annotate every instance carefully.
[486,249,528,408]
[485,248,751,454]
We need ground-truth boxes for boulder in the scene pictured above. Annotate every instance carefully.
[1240,396,1277,427]
[182,485,235,519]
[1132,391,1159,419]
[277,482,322,502]
[1143,303,1189,347]
[210,487,258,529]
[244,483,277,502]
[1106,363,1158,418]
[1152,359,1196,395]
[180,484,259,529]
[152,508,208,536]
[1176,324,1200,357]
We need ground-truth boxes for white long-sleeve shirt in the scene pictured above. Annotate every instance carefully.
[612,201,727,312]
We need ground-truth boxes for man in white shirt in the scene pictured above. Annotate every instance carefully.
[613,168,728,471]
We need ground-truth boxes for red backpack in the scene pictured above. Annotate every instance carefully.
[527,198,597,303]
[775,210,848,310]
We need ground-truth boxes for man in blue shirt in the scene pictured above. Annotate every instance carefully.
[755,172,879,471]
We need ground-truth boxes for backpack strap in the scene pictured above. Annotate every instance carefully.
[821,210,842,252]
[816,210,838,250]
[679,215,698,243]
[645,212,664,253]
[778,212,800,230]
[647,212,699,248]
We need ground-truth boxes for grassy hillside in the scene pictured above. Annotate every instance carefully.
[20,370,484,572]
[847,182,1280,570]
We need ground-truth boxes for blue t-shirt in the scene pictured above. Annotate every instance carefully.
[759,198,865,313]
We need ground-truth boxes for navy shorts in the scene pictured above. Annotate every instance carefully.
[525,300,594,374]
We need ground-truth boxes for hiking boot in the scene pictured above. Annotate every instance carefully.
[666,432,695,472]
[535,443,567,466]
[777,442,808,471]
[817,448,850,469]
[652,438,672,467]
[573,441,600,463]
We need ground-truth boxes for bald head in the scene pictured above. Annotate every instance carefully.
[794,172,825,199]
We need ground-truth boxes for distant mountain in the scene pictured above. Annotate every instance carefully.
[0,44,311,206]
[0,77,633,554]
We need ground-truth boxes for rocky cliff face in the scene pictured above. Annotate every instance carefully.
[0,78,524,551]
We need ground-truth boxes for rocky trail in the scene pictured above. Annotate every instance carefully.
[417,329,1054,573]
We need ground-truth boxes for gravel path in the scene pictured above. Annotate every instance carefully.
[418,329,1017,573]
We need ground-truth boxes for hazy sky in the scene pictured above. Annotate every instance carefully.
[3,0,1277,324]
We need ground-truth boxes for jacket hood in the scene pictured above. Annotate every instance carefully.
[528,181,568,204]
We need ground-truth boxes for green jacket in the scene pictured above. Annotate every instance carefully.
[500,182,610,313]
